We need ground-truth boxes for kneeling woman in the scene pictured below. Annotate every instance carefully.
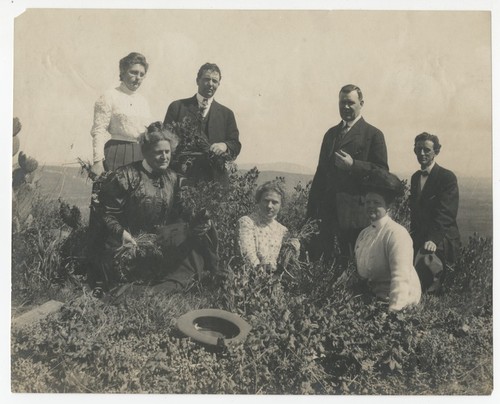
[98,122,219,294]
[238,180,299,270]
[354,170,421,311]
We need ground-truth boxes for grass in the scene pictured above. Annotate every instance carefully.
[10,167,493,394]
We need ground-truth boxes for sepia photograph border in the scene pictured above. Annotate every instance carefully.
[2,0,498,403]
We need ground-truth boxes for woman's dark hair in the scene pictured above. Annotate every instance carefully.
[255,180,286,205]
[119,52,149,81]
[140,121,178,155]
[197,63,221,81]
[362,168,404,206]
[364,188,399,206]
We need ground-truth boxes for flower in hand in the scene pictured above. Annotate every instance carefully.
[288,238,300,253]
[192,220,212,238]
[122,230,137,247]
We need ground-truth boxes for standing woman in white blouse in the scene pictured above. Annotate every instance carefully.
[238,181,300,270]
[90,52,152,174]
[354,170,421,311]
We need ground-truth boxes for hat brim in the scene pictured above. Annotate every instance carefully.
[414,251,443,276]
[176,308,252,346]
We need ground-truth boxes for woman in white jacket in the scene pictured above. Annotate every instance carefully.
[354,170,421,311]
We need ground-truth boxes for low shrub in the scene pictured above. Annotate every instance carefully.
[178,165,258,266]
[12,187,86,306]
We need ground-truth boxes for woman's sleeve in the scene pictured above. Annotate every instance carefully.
[387,226,415,311]
[168,171,187,223]
[90,93,113,163]
[238,216,260,267]
[99,170,130,240]
[354,230,364,267]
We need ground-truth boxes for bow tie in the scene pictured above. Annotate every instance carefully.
[420,170,429,177]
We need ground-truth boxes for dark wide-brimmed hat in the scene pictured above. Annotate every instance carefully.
[361,168,404,201]
[414,251,444,292]
[176,308,252,348]
[414,251,443,276]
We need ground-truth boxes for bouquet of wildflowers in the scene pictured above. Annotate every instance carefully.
[165,117,231,174]
[113,232,163,283]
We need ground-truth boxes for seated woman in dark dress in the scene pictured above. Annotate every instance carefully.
[95,122,219,297]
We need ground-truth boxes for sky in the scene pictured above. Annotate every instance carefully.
[7,5,493,179]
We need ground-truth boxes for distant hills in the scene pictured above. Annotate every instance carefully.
[33,164,492,240]
[238,162,315,175]
[253,171,313,190]
[237,162,491,185]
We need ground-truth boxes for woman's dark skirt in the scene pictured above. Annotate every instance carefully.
[103,139,143,172]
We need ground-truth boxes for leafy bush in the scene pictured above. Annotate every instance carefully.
[178,164,259,265]
[444,233,493,314]
[12,186,86,306]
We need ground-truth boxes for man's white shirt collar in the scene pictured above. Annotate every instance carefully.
[422,161,436,174]
[343,114,362,129]
[196,93,214,106]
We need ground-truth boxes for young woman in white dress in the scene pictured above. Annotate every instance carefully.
[238,181,299,270]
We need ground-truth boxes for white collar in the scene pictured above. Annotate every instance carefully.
[343,114,362,128]
[421,161,436,174]
[196,93,214,106]
[118,82,137,96]
[251,210,275,226]
[142,159,153,173]
[370,214,390,229]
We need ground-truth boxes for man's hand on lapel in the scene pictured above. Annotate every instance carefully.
[335,150,353,170]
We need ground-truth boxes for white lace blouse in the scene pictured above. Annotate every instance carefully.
[355,215,421,311]
[90,83,152,163]
[238,212,288,269]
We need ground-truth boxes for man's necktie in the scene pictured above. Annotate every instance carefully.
[420,170,429,177]
[336,124,350,148]
[199,98,209,118]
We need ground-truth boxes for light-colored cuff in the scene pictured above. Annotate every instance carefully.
[92,132,110,163]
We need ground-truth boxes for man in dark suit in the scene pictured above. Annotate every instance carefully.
[163,63,241,182]
[410,132,460,291]
[307,84,388,263]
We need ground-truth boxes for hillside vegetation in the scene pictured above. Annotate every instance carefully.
[11,166,492,394]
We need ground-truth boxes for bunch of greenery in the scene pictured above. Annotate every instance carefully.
[178,165,259,266]
[113,233,163,283]
[12,188,85,306]
[165,117,232,175]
